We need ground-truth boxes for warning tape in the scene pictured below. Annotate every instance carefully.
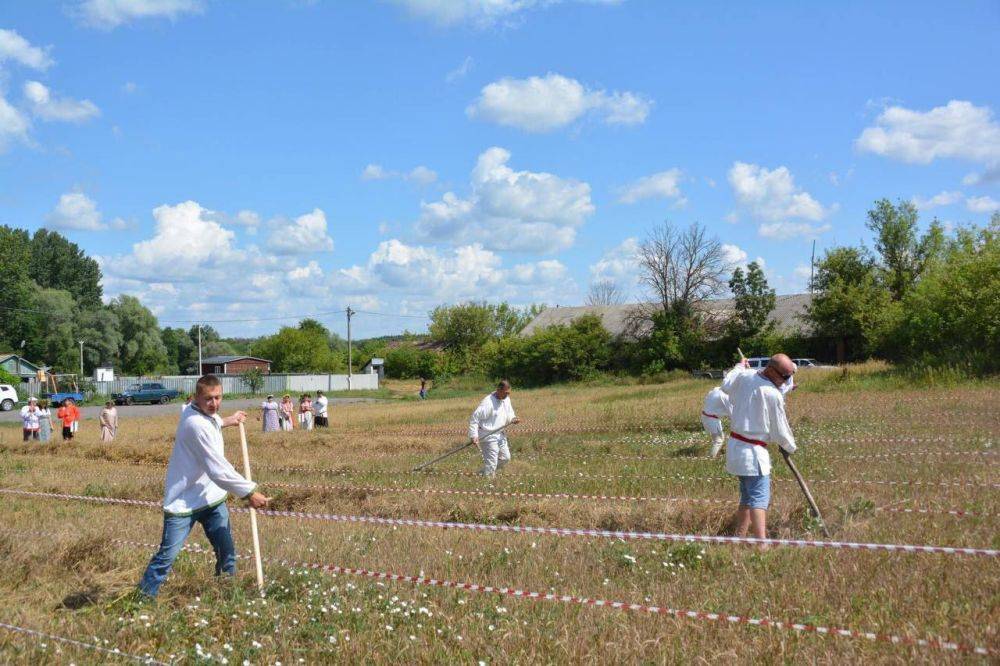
[0,620,167,665]
[2,487,995,557]
[7,528,989,657]
[517,449,996,464]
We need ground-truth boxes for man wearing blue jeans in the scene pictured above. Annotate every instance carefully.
[720,354,797,539]
[138,374,270,597]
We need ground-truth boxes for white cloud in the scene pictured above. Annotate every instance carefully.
[966,196,999,214]
[122,81,138,94]
[389,0,622,28]
[589,237,640,290]
[416,146,594,253]
[445,56,474,83]
[911,190,964,210]
[46,191,107,231]
[758,221,832,240]
[467,73,652,132]
[361,163,437,185]
[856,100,1000,165]
[0,94,30,152]
[508,259,568,285]
[24,81,100,123]
[720,243,748,268]
[728,162,827,223]
[0,28,53,70]
[618,169,684,204]
[267,208,334,255]
[77,0,204,28]
[962,163,1000,186]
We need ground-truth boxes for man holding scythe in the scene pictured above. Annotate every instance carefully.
[719,354,797,539]
[469,380,520,477]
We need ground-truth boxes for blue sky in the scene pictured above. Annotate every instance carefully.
[1,0,998,339]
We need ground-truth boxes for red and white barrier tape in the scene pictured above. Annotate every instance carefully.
[2,487,995,557]
[0,620,167,665]
[517,449,997,464]
[8,529,989,657]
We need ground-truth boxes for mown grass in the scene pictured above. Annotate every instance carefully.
[0,369,996,663]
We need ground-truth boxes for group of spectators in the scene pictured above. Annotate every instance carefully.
[19,396,116,442]
[259,390,329,433]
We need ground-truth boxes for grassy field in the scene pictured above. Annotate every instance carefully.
[0,367,996,663]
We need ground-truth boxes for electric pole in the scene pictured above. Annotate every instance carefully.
[78,340,84,379]
[197,324,203,376]
[346,306,355,390]
[810,239,816,294]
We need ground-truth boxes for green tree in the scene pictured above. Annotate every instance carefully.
[110,295,168,375]
[865,199,946,301]
[27,288,78,372]
[253,326,344,372]
[240,367,265,394]
[28,229,103,308]
[428,301,541,358]
[0,225,34,351]
[806,247,894,363]
[728,261,776,341]
[161,327,197,374]
[76,306,123,373]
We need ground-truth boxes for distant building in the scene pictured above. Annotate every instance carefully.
[200,356,272,375]
[0,353,41,383]
[520,293,814,339]
[361,357,385,381]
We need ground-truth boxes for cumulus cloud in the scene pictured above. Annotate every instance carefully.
[856,100,1000,165]
[618,169,684,205]
[962,163,1000,187]
[361,163,438,185]
[467,73,652,132]
[389,0,622,28]
[720,243,748,268]
[727,161,831,240]
[267,208,334,255]
[911,190,963,210]
[47,191,107,231]
[416,147,593,253]
[77,0,204,28]
[0,94,30,152]
[589,237,641,289]
[24,81,100,123]
[0,28,53,70]
[966,196,999,214]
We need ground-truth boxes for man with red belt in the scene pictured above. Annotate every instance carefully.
[719,353,797,539]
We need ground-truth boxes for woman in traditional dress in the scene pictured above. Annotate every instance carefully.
[298,393,313,430]
[37,399,54,442]
[260,394,280,432]
[279,394,295,431]
[100,401,118,442]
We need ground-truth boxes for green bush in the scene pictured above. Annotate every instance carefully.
[382,345,441,380]
[484,314,612,386]
[0,367,19,386]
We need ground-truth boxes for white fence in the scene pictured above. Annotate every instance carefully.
[27,373,378,398]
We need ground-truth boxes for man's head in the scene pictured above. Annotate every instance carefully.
[495,379,511,400]
[64,398,74,406]
[194,374,224,415]
[763,354,796,388]
[316,390,323,397]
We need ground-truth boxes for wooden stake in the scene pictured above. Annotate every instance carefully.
[780,448,832,538]
[238,422,265,594]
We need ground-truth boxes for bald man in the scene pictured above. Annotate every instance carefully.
[719,354,797,539]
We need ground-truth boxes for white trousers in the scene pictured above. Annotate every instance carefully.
[478,435,510,477]
[701,414,725,457]
[298,412,313,430]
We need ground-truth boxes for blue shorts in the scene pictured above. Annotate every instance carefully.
[738,474,771,509]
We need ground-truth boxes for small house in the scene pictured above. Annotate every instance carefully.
[0,353,41,383]
[361,357,385,381]
[200,356,272,375]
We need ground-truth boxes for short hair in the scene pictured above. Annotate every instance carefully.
[497,379,511,390]
[196,374,223,395]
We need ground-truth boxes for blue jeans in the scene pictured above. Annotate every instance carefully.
[138,501,236,597]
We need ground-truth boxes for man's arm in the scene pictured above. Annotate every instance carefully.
[183,425,259,498]
[767,392,796,454]
[468,400,486,442]
[720,360,751,395]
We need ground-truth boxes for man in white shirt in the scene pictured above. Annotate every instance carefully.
[314,390,329,428]
[138,374,270,597]
[719,354,797,539]
[702,374,795,458]
[469,380,520,477]
[701,387,731,458]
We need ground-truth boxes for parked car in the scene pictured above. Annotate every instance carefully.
[0,384,18,411]
[112,383,181,405]
[745,356,770,369]
[793,358,835,369]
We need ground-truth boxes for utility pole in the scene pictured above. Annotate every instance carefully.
[78,340,84,379]
[346,306,355,390]
[810,239,817,294]
[197,324,203,376]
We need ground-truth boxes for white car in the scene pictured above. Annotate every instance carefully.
[793,358,835,369]
[0,384,19,411]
